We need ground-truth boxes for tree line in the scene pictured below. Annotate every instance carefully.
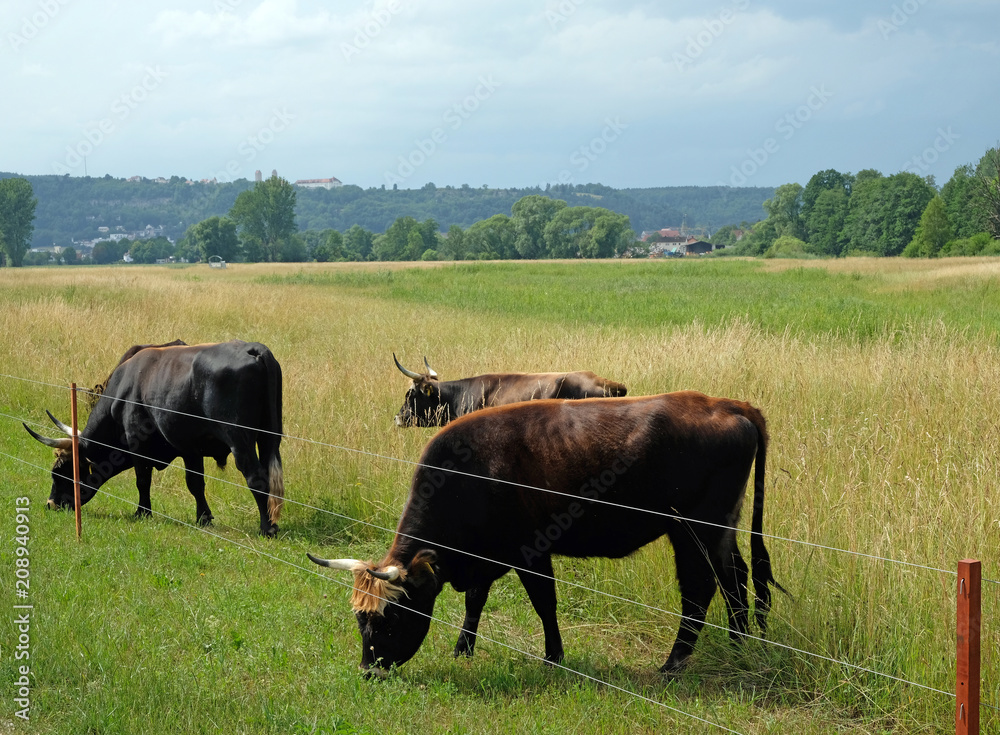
[0,171,772,251]
[714,146,1000,258]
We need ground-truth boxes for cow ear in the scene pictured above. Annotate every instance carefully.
[407,550,439,589]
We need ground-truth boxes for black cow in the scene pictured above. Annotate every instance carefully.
[309,390,785,676]
[24,340,285,536]
[392,354,627,427]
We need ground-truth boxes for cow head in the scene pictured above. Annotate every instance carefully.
[393,354,449,427]
[23,411,100,510]
[308,549,442,677]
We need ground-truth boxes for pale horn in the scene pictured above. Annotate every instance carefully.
[422,357,439,379]
[23,423,73,451]
[306,554,367,572]
[392,353,423,380]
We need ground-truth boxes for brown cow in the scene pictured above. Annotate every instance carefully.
[310,390,785,676]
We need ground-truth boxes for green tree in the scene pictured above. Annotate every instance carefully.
[763,235,809,258]
[442,224,466,260]
[228,174,297,262]
[762,183,804,239]
[941,165,982,239]
[313,230,344,262]
[583,212,634,258]
[188,216,239,263]
[60,245,79,265]
[92,240,130,264]
[372,216,419,261]
[709,224,740,249]
[343,224,375,261]
[902,196,952,258]
[511,195,567,258]
[465,214,516,259]
[801,169,853,225]
[0,177,38,267]
[841,172,934,256]
[973,146,1000,238]
[129,236,175,264]
[805,188,849,256]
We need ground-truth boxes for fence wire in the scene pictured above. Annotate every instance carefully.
[2,370,994,718]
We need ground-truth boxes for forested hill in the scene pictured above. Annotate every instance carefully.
[3,173,772,248]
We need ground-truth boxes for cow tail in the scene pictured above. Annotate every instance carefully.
[746,404,787,634]
[261,349,284,524]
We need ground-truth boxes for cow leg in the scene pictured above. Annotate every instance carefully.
[716,537,750,645]
[454,581,496,658]
[661,533,718,675]
[515,557,564,665]
[134,462,153,518]
[231,444,277,537]
[182,455,213,526]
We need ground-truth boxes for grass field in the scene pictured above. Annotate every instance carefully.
[2,258,999,734]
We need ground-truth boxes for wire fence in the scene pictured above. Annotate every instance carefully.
[1,370,994,731]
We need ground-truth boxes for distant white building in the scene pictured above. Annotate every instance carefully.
[294,177,343,190]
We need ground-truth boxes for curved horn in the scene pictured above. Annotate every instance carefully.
[393,353,423,380]
[306,553,366,571]
[23,423,73,451]
[367,566,401,582]
[422,357,439,379]
[47,410,78,437]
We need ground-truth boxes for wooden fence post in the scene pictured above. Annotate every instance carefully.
[956,558,981,735]
[70,382,82,541]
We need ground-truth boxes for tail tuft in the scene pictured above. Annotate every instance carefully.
[267,456,284,523]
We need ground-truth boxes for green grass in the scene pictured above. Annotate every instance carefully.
[2,259,999,733]
[255,259,1000,343]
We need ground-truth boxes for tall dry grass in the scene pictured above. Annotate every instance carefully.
[2,259,997,732]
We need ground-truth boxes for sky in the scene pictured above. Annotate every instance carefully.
[2,0,998,190]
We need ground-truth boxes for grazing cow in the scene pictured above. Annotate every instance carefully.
[86,340,188,409]
[24,340,285,536]
[309,391,785,677]
[392,354,628,427]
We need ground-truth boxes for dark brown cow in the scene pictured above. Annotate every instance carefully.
[24,340,285,536]
[393,354,627,427]
[309,390,785,676]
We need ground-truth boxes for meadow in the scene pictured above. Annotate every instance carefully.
[1,257,999,734]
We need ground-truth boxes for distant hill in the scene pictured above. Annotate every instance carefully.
[1,173,772,248]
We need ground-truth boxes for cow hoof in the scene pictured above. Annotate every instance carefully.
[659,658,688,677]
[260,524,279,538]
[453,639,476,658]
[197,515,214,527]
[543,651,565,666]
[360,665,389,680]
[134,508,152,519]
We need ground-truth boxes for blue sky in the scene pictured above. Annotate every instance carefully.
[3,0,997,190]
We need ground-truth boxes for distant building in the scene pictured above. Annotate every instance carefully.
[294,177,343,190]
[255,170,262,182]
